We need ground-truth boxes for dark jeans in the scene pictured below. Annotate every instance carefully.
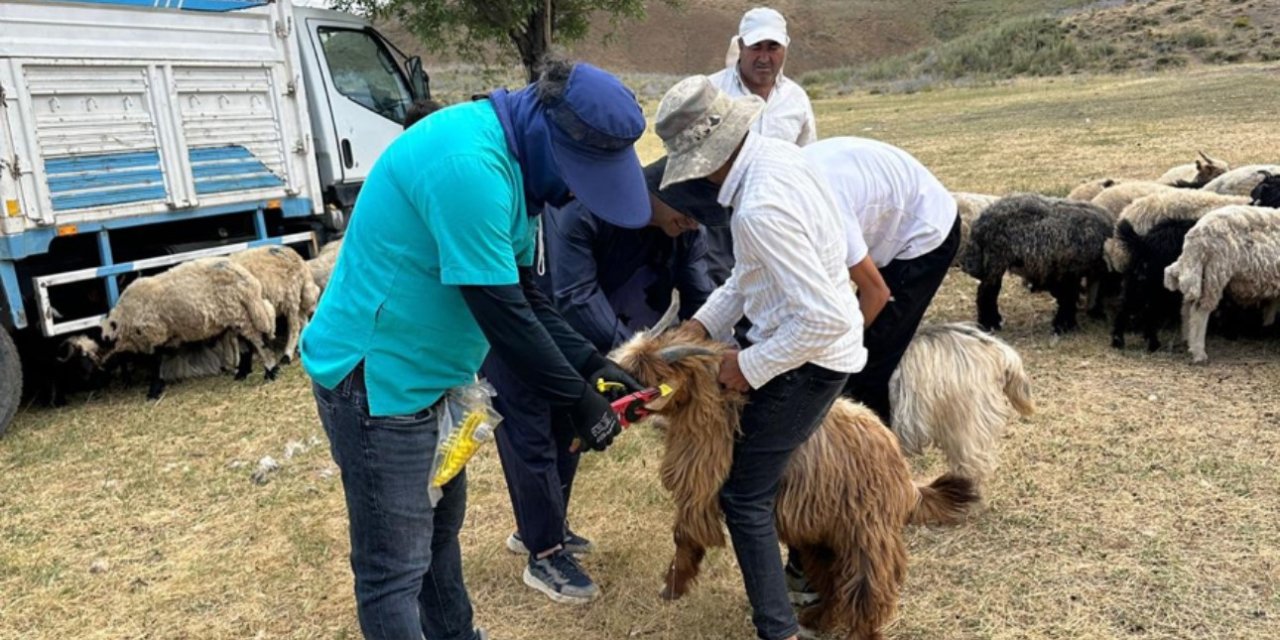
[844,216,961,424]
[313,364,479,640]
[721,363,850,640]
[481,352,581,555]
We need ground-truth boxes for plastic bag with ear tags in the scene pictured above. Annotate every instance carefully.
[427,380,503,506]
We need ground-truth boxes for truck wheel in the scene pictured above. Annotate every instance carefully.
[0,330,21,439]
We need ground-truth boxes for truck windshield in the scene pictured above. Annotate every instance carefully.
[318,28,412,124]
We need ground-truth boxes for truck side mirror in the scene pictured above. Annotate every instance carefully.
[407,56,431,101]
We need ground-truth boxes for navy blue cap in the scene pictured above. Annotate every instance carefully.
[643,157,731,228]
[542,63,649,229]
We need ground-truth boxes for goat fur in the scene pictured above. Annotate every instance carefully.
[611,328,978,640]
[889,323,1034,485]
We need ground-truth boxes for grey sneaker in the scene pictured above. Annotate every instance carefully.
[785,561,821,607]
[522,550,600,604]
[506,530,595,556]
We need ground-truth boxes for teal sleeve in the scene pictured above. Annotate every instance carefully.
[422,155,523,286]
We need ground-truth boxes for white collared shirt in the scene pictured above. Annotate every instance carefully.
[709,65,817,147]
[693,134,866,388]
[805,137,959,268]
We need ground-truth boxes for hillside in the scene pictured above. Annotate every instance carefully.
[803,0,1280,93]
[378,0,1279,93]
[379,0,1101,75]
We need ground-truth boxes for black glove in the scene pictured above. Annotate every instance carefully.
[569,387,623,451]
[584,355,643,400]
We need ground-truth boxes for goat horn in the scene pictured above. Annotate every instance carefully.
[658,344,718,362]
[1258,170,1274,178]
[650,298,681,335]
[1198,150,1211,162]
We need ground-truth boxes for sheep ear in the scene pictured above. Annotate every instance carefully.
[658,344,718,362]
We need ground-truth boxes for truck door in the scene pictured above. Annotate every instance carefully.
[305,23,413,185]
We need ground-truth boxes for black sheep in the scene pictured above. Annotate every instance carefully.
[1250,171,1280,208]
[1110,218,1196,352]
[962,194,1114,334]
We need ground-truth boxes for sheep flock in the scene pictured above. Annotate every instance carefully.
[54,240,342,401]
[954,153,1280,364]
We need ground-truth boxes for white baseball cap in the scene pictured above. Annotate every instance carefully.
[738,7,789,47]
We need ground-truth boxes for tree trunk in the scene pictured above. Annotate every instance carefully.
[510,1,553,83]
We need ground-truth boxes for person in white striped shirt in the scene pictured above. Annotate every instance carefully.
[654,75,865,640]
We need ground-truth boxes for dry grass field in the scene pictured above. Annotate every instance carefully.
[3,64,1279,639]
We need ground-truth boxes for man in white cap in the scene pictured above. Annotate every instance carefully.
[654,75,865,640]
[705,7,819,285]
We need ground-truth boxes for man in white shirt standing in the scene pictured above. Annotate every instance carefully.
[655,75,865,640]
[705,6,819,285]
[782,135,960,612]
[804,136,961,424]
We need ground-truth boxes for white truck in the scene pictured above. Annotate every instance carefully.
[0,0,430,434]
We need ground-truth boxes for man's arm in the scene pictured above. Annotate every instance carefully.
[848,257,891,327]
[424,155,624,449]
[734,209,853,389]
[459,283,590,405]
[691,269,745,343]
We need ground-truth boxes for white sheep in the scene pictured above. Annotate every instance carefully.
[308,238,343,292]
[229,245,320,364]
[1091,181,1177,220]
[1068,178,1123,202]
[1155,151,1229,188]
[1202,164,1280,196]
[1163,205,1280,363]
[100,257,278,398]
[1103,190,1251,273]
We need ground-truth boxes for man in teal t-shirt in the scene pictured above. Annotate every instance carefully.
[300,61,650,640]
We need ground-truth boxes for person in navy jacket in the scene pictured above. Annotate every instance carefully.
[540,157,727,353]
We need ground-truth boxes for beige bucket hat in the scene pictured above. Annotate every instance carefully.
[654,75,764,189]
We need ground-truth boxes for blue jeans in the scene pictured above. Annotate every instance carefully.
[720,363,849,640]
[313,364,479,640]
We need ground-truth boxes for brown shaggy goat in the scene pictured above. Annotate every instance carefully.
[611,327,979,640]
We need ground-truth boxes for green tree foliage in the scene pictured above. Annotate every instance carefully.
[338,0,677,82]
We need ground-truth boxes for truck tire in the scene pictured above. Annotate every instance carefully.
[0,330,21,438]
